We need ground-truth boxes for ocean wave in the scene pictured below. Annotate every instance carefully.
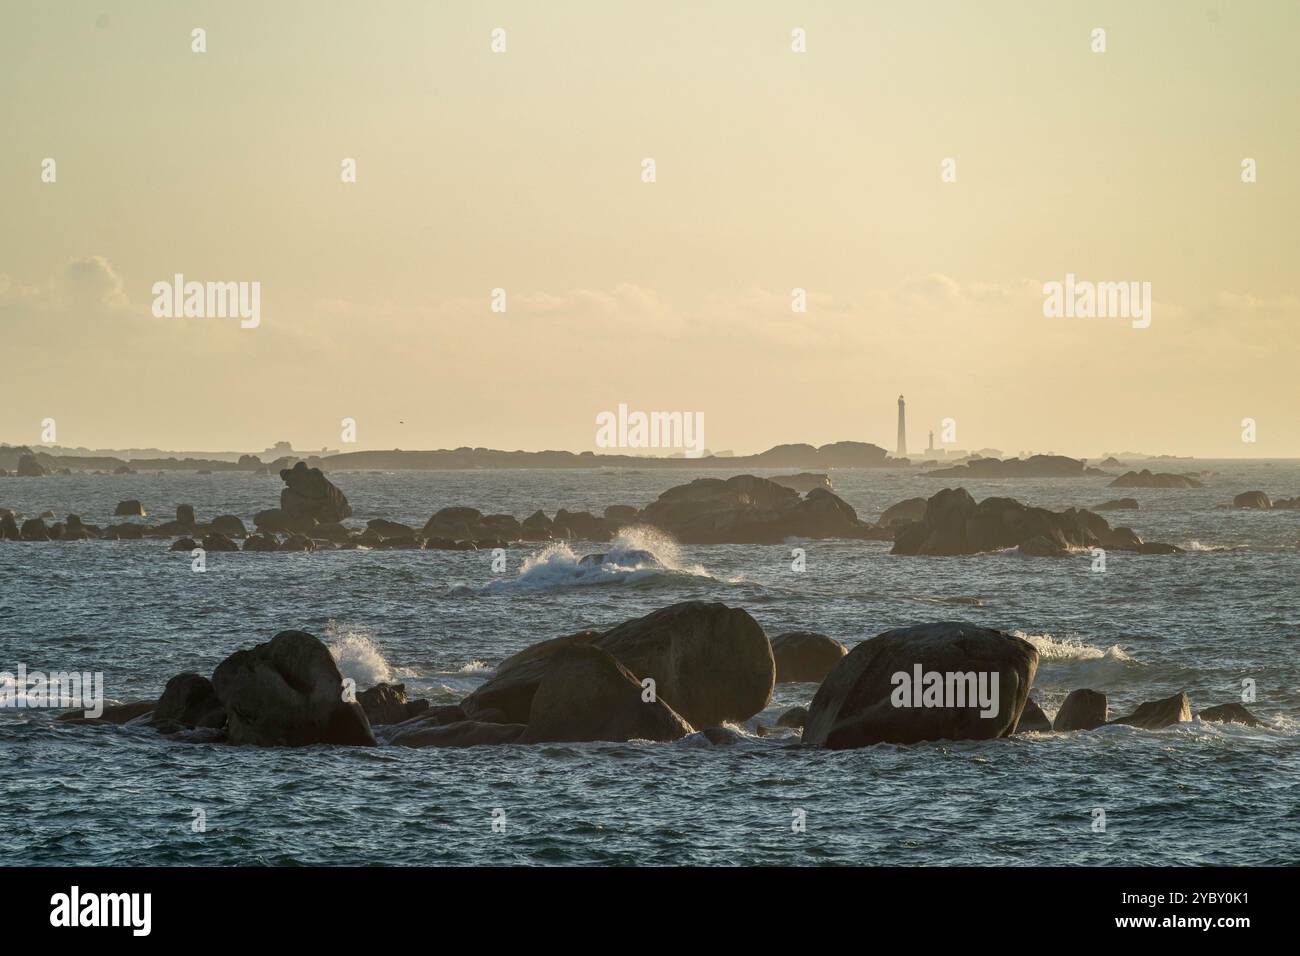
[325,622,415,687]
[480,526,712,593]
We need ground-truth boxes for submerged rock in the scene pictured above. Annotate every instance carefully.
[1232,491,1272,509]
[1053,688,1108,731]
[803,622,1038,748]
[1108,692,1192,730]
[1198,702,1264,727]
[202,532,239,552]
[211,630,376,746]
[770,632,847,682]
[517,645,693,744]
[776,706,808,729]
[391,720,525,748]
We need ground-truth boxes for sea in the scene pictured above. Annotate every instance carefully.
[2,461,1297,865]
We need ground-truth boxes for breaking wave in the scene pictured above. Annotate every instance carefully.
[326,622,415,687]
[480,526,712,592]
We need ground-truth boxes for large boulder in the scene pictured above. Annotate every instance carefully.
[770,631,847,682]
[639,475,876,544]
[17,454,48,477]
[463,602,774,729]
[803,622,1038,748]
[1232,491,1272,509]
[208,515,247,538]
[279,461,351,524]
[114,499,145,517]
[776,706,808,729]
[1,512,21,540]
[1108,692,1191,730]
[150,673,226,732]
[1053,688,1108,731]
[20,518,50,541]
[211,630,376,746]
[517,645,693,743]
[1198,702,1264,727]
[202,532,240,552]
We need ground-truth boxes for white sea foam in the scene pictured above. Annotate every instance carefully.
[1012,630,1133,663]
[482,525,711,592]
[325,621,414,686]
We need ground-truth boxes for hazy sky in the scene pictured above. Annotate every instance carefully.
[3,1,1297,458]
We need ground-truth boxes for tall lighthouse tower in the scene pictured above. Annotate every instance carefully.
[896,395,907,457]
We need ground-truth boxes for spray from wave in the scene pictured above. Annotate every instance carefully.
[481,525,712,592]
[324,621,414,687]
[1012,630,1133,663]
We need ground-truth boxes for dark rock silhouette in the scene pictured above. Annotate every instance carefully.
[1015,697,1053,733]
[114,499,145,517]
[1108,692,1192,729]
[1109,470,1202,489]
[1232,491,1271,509]
[926,455,1103,479]
[771,632,847,682]
[638,475,877,544]
[391,720,525,747]
[803,622,1037,748]
[169,537,198,552]
[20,517,50,541]
[1198,703,1264,727]
[771,473,832,493]
[211,630,375,746]
[891,487,1179,557]
[201,532,239,552]
[357,682,429,726]
[777,706,808,729]
[279,461,351,524]
[150,673,226,733]
[243,532,279,552]
[517,645,693,743]
[1093,498,1139,511]
[878,497,928,526]
[16,454,46,477]
[1054,688,1108,731]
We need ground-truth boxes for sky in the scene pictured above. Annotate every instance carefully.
[2,1,1298,458]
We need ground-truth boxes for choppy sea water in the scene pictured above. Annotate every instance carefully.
[2,462,1298,866]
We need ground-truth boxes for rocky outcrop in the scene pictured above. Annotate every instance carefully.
[1109,470,1202,489]
[114,499,145,517]
[150,673,226,733]
[638,475,878,544]
[170,537,198,552]
[1,511,21,539]
[776,706,808,729]
[803,622,1038,748]
[279,461,351,524]
[243,532,280,552]
[891,487,1179,557]
[1015,697,1052,733]
[1108,692,1192,730]
[207,515,247,538]
[771,473,832,493]
[517,646,693,744]
[211,630,376,746]
[878,497,928,526]
[1232,491,1271,509]
[202,532,239,552]
[926,455,1104,479]
[357,682,429,726]
[16,454,47,477]
[20,518,50,541]
[770,632,847,682]
[1017,536,1067,557]
[463,602,774,729]
[1053,688,1108,731]
[1093,498,1139,511]
[1198,703,1264,727]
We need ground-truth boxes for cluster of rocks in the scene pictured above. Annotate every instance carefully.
[1230,491,1300,510]
[1,504,244,543]
[1017,687,1261,733]
[925,455,1106,479]
[889,487,1181,557]
[1109,469,1203,488]
[58,601,1262,752]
